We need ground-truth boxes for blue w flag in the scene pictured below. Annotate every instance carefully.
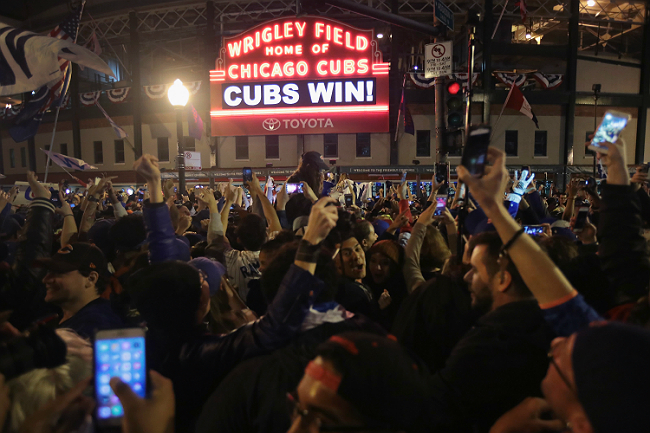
[9,7,81,143]
[41,149,97,171]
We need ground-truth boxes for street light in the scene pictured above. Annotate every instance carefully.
[168,79,190,194]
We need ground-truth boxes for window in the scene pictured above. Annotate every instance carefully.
[505,131,518,157]
[183,136,196,151]
[265,135,279,159]
[356,133,371,158]
[323,134,338,158]
[93,141,103,164]
[44,145,53,166]
[585,131,596,156]
[416,130,431,157]
[20,147,26,168]
[60,143,68,156]
[157,137,169,162]
[534,131,547,157]
[236,136,249,160]
[9,149,15,169]
[114,140,125,163]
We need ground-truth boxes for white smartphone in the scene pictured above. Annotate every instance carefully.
[94,328,147,427]
[588,110,632,154]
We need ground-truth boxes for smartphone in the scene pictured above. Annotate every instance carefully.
[524,225,544,236]
[434,196,446,216]
[573,206,590,233]
[588,110,632,154]
[435,163,449,185]
[640,163,650,174]
[385,180,393,190]
[50,190,62,208]
[94,328,146,427]
[457,183,467,205]
[461,125,491,177]
[400,171,407,184]
[286,183,304,194]
[69,203,76,208]
[344,193,353,207]
[243,167,253,184]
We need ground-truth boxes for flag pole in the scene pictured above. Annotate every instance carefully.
[43,105,62,183]
[492,84,515,135]
[394,73,407,143]
[492,0,509,40]
[44,1,85,183]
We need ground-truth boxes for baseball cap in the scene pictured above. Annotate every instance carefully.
[35,242,108,275]
[189,257,226,296]
[302,151,329,171]
[312,332,431,431]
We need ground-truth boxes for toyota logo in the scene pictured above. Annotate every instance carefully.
[263,118,281,131]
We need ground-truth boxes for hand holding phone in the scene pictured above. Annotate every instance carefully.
[95,328,147,427]
[573,206,590,233]
[286,183,304,194]
[588,110,631,154]
[344,193,353,207]
[242,167,253,184]
[461,125,491,177]
[434,196,447,216]
[523,225,544,236]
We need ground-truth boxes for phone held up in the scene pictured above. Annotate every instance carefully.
[285,183,304,194]
[523,225,544,236]
[588,110,632,154]
[573,206,590,233]
[94,328,147,427]
[344,193,353,207]
[435,162,449,186]
[242,167,253,184]
[461,125,491,178]
[434,196,447,216]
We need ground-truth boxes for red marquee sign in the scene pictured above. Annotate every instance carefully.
[210,16,389,136]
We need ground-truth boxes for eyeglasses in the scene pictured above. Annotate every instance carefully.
[286,391,398,432]
[198,270,207,289]
[547,351,578,396]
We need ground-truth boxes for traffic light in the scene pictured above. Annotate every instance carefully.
[445,79,465,129]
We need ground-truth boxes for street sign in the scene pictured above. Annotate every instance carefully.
[434,0,454,31]
[184,151,202,171]
[424,41,453,78]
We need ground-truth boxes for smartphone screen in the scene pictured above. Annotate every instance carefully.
[573,207,590,233]
[524,225,544,236]
[434,196,446,216]
[286,183,304,194]
[95,328,146,427]
[344,194,353,207]
[69,203,76,208]
[243,167,253,183]
[461,125,491,177]
[435,163,449,185]
[400,171,407,184]
[589,110,632,153]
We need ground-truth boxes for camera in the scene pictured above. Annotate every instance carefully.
[0,323,67,381]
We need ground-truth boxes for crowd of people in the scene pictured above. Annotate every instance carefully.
[0,140,649,433]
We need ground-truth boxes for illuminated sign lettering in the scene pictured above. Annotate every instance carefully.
[210,16,389,136]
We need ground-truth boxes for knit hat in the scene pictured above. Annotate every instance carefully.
[312,332,430,431]
[572,322,650,433]
[368,240,402,266]
[190,257,227,296]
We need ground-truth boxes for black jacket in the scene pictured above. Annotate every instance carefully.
[598,184,650,305]
[195,314,386,433]
[1,198,56,330]
[148,264,323,433]
[426,300,553,433]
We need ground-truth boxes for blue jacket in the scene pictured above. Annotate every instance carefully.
[143,201,191,262]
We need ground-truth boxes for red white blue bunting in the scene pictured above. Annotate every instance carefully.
[107,87,130,103]
[187,81,201,95]
[143,84,170,100]
[531,72,564,90]
[80,91,101,106]
[409,73,480,89]
[494,72,528,87]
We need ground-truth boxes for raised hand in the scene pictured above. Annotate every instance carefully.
[457,148,509,214]
[26,171,51,200]
[302,197,339,245]
[8,186,19,204]
[387,209,409,233]
[276,183,289,210]
[300,181,318,203]
[512,169,535,196]
[133,154,161,184]
[246,172,264,196]
[418,201,437,226]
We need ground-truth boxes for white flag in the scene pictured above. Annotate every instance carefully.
[41,149,98,171]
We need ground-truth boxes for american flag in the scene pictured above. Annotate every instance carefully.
[9,6,83,142]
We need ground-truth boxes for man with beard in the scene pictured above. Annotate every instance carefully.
[421,231,554,433]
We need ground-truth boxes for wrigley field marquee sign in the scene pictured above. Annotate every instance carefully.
[210,16,389,136]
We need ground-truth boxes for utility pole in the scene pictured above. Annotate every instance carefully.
[434,23,447,164]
